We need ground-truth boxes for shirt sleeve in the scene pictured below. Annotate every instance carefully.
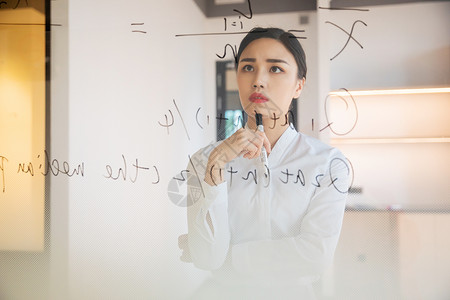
[186,148,231,270]
[231,153,350,278]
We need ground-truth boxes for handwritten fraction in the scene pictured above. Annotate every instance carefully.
[174,0,306,63]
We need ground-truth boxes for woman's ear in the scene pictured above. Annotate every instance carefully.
[293,77,305,99]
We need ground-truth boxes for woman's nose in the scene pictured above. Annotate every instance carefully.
[252,72,266,88]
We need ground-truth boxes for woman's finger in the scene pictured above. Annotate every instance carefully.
[251,131,269,158]
[227,127,270,160]
[242,142,259,159]
[261,132,271,154]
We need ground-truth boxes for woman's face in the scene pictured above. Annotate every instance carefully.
[236,38,304,121]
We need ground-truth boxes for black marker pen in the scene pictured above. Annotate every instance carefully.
[255,113,269,174]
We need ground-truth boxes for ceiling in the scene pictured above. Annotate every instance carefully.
[194,0,448,17]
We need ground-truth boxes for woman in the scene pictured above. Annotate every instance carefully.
[184,27,350,299]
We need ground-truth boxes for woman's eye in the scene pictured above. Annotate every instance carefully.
[242,65,254,72]
[270,66,283,73]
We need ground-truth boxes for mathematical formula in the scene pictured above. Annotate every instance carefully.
[0,0,371,204]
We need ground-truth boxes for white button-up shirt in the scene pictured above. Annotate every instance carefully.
[187,125,350,292]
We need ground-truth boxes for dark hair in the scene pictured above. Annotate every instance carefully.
[235,27,307,79]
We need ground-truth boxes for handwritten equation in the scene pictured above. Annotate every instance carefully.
[174,0,307,63]
[0,149,353,208]
[0,1,376,206]
[0,151,158,194]
[0,151,84,194]
[157,89,359,141]
[157,100,295,140]
[0,85,359,197]
[173,2,368,62]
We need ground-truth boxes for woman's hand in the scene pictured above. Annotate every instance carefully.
[204,127,271,186]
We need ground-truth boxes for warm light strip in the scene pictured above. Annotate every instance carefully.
[330,137,450,144]
[329,87,450,96]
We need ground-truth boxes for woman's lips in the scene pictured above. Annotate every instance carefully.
[249,93,269,103]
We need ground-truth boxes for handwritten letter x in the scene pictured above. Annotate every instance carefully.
[326,20,367,60]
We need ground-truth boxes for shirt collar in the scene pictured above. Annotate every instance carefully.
[269,124,298,161]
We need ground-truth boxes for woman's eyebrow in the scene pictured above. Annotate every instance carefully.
[239,58,289,65]
[240,58,256,63]
[266,58,289,64]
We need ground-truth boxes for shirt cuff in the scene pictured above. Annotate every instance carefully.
[201,179,228,207]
